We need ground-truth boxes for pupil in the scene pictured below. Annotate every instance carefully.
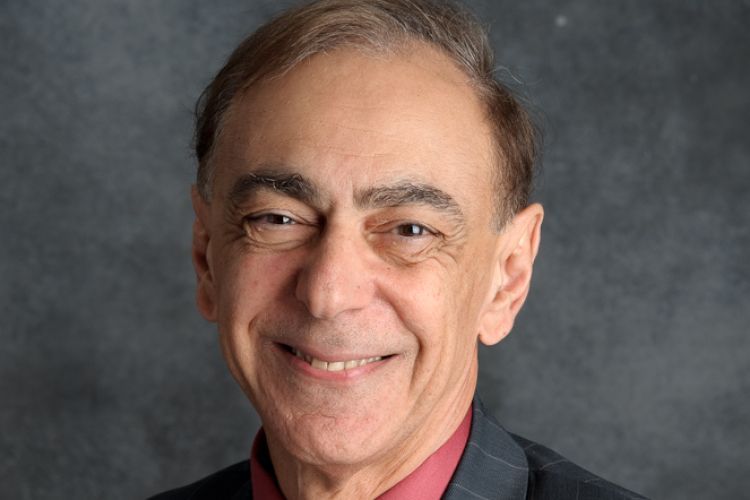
[402,224,422,236]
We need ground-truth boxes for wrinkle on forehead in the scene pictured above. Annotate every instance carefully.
[212,44,496,229]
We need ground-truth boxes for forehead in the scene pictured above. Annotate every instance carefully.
[212,44,495,209]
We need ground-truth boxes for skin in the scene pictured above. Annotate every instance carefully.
[191,43,543,499]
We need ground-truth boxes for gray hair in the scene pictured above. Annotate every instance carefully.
[194,0,537,226]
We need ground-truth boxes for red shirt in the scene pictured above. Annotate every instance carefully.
[250,407,472,499]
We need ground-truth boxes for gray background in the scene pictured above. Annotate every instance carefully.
[1,1,748,499]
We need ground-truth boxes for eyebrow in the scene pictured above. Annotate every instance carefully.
[228,170,320,206]
[356,181,465,222]
[228,169,464,224]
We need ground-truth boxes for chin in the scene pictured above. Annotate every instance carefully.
[269,405,403,468]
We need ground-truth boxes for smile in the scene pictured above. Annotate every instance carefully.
[288,346,387,372]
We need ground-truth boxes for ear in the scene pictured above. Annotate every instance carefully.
[478,203,543,346]
[191,185,217,321]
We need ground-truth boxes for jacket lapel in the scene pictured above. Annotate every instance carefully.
[443,398,529,500]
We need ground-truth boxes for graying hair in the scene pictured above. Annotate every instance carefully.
[194,0,537,227]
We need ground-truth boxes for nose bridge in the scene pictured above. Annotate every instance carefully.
[295,224,374,319]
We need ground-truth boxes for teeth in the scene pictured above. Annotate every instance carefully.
[311,358,328,370]
[327,361,345,371]
[290,348,384,371]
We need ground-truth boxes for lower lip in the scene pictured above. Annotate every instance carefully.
[275,344,392,382]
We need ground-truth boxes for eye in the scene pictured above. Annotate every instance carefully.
[250,213,296,225]
[395,223,431,237]
[368,220,441,263]
[241,212,316,250]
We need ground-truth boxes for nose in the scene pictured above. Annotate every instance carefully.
[295,226,375,320]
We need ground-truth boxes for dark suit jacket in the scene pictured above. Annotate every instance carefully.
[149,398,647,499]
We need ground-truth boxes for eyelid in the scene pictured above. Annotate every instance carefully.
[243,207,322,226]
[368,221,442,264]
[239,210,319,251]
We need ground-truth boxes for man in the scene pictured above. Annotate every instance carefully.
[152,0,646,498]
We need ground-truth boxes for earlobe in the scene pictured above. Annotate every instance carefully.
[191,186,218,322]
[478,203,544,346]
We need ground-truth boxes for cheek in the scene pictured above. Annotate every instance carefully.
[214,248,300,321]
[385,265,455,349]
[213,250,301,394]
[457,239,496,309]
[396,257,490,355]
[387,266,480,403]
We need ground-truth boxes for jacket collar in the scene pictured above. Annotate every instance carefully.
[443,397,529,500]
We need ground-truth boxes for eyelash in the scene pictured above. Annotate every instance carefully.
[247,213,296,225]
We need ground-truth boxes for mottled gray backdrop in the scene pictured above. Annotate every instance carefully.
[2,1,748,499]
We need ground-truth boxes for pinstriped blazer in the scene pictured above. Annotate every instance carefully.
[149,398,647,500]
[443,399,647,500]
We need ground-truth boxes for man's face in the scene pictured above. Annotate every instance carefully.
[193,45,527,470]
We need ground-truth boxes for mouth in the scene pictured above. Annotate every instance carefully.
[279,344,393,373]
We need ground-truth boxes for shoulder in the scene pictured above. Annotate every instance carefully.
[454,399,649,499]
[509,433,648,500]
[147,460,251,500]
